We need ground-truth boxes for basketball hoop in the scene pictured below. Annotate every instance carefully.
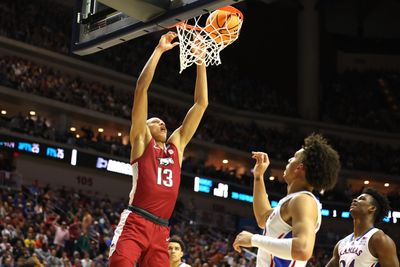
[175,6,244,73]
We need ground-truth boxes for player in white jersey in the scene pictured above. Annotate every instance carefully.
[169,235,192,267]
[233,133,341,267]
[326,188,399,267]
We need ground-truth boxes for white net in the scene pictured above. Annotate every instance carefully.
[176,6,243,73]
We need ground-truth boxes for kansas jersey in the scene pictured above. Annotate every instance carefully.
[257,191,322,267]
[338,228,380,267]
[129,138,181,219]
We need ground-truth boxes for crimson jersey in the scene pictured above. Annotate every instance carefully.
[129,138,181,219]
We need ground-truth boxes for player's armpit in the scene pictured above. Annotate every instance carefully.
[130,127,152,162]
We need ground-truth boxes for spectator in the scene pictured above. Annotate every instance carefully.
[169,235,191,267]
[53,217,70,250]
[47,248,62,266]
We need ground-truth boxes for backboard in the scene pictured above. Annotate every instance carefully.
[71,0,245,56]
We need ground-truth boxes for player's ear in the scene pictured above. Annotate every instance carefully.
[368,204,377,215]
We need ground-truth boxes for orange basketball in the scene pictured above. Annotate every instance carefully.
[205,8,242,45]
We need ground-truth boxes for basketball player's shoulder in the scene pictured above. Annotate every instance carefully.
[287,193,319,217]
[369,228,397,257]
[370,229,394,245]
[290,192,318,206]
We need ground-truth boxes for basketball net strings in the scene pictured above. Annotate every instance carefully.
[176,10,243,73]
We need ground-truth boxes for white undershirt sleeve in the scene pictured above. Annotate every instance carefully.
[251,234,293,260]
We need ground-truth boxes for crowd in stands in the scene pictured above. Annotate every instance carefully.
[0,181,267,266]
[1,178,398,266]
[1,108,400,211]
[2,180,390,267]
[0,0,400,132]
[1,1,400,266]
[321,70,400,132]
[1,56,400,177]
[0,0,70,54]
[2,0,400,132]
[0,0,297,117]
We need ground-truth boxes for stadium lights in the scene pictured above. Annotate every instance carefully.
[364,180,370,185]
[222,159,229,164]
[70,127,76,132]
[269,176,275,181]
[0,110,6,115]
[98,128,104,133]
[384,183,390,187]
[117,132,122,137]
[29,111,36,116]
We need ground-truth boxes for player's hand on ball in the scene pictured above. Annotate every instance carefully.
[233,231,254,253]
[252,152,270,178]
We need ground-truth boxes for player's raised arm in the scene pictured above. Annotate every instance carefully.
[251,152,274,229]
[325,241,340,267]
[168,62,208,162]
[130,31,179,160]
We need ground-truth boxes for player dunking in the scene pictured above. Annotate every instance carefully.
[325,188,399,267]
[108,31,208,267]
[233,133,341,267]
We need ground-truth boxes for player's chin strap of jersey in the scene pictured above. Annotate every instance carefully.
[128,205,169,227]
[251,235,292,260]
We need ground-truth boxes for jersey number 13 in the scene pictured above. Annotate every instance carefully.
[157,167,173,187]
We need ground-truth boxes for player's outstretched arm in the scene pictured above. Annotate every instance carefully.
[370,231,399,267]
[325,241,340,267]
[130,31,179,160]
[234,194,318,260]
[251,152,273,229]
[168,62,208,163]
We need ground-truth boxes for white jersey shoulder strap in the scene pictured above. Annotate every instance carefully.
[280,191,322,231]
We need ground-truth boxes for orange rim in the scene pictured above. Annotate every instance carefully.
[169,5,243,30]
[173,21,203,32]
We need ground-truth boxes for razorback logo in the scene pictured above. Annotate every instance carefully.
[158,157,174,166]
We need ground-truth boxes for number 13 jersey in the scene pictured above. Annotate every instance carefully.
[129,138,181,219]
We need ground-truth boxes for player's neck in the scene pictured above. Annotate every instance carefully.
[286,180,312,195]
[155,141,166,149]
[353,217,374,238]
[170,261,182,267]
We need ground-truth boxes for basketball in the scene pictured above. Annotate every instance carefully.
[205,8,242,45]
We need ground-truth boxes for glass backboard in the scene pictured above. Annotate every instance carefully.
[71,0,244,56]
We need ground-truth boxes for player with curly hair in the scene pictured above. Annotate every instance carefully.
[233,133,341,267]
[326,188,399,267]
